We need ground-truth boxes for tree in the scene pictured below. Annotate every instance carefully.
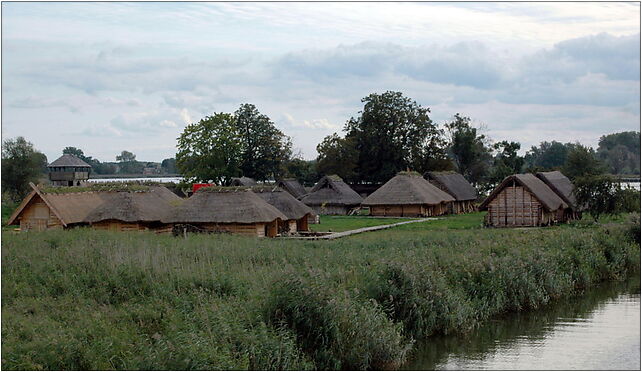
[574,175,636,221]
[161,158,177,174]
[284,157,319,186]
[344,91,445,183]
[523,141,575,170]
[235,104,292,182]
[116,150,136,163]
[488,141,524,186]
[2,137,48,200]
[445,113,492,186]
[562,144,605,181]
[316,133,358,182]
[597,131,640,175]
[176,113,242,185]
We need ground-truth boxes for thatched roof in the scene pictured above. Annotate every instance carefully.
[162,188,287,224]
[536,171,577,208]
[86,187,182,223]
[300,175,363,206]
[7,184,180,226]
[362,172,455,206]
[479,173,568,212]
[230,177,256,186]
[425,171,477,201]
[252,186,313,220]
[277,179,307,198]
[48,154,91,168]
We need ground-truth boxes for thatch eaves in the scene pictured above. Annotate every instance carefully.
[86,187,182,223]
[425,171,477,201]
[300,175,363,206]
[162,189,287,224]
[277,179,307,198]
[536,171,577,208]
[479,173,568,212]
[252,187,313,220]
[48,154,92,168]
[362,172,455,206]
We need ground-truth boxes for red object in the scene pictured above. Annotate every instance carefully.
[192,183,215,193]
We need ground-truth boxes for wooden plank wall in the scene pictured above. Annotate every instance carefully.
[18,195,63,231]
[486,184,543,227]
[370,203,449,217]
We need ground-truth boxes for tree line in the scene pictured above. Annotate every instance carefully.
[2,91,640,203]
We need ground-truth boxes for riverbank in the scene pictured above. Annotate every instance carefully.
[2,214,639,370]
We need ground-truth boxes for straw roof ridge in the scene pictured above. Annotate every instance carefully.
[363,172,455,206]
[479,173,567,211]
[42,184,151,194]
[301,175,363,206]
[535,171,577,208]
[48,154,92,168]
[425,171,477,201]
[163,189,287,224]
[85,187,182,223]
[253,188,313,220]
[277,179,308,198]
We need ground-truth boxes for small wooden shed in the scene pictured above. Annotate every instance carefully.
[479,173,568,227]
[252,186,313,234]
[424,171,477,214]
[536,171,581,221]
[230,177,257,186]
[277,178,308,199]
[362,172,455,217]
[7,183,180,232]
[48,154,92,186]
[300,175,363,215]
[162,187,287,237]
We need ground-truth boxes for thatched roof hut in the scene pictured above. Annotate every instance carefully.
[230,177,257,186]
[300,175,363,215]
[535,170,581,220]
[252,186,313,232]
[277,178,308,199]
[479,173,568,227]
[162,187,287,237]
[362,172,455,217]
[424,171,477,213]
[7,183,180,232]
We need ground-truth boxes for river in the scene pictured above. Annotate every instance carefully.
[403,276,640,370]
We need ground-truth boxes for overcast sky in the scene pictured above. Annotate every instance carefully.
[2,2,640,162]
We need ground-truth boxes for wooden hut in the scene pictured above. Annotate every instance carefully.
[536,171,581,220]
[479,173,568,227]
[7,183,180,232]
[277,178,308,199]
[230,177,256,186]
[362,172,455,217]
[424,171,477,213]
[48,154,92,186]
[162,187,287,237]
[300,175,363,215]
[252,186,313,234]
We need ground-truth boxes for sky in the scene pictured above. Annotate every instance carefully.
[2,2,640,163]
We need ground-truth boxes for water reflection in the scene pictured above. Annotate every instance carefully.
[404,276,640,370]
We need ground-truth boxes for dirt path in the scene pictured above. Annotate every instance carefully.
[288,218,437,240]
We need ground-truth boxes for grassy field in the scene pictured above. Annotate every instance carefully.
[2,209,639,370]
[309,212,486,233]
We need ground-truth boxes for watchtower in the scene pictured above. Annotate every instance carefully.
[48,154,92,186]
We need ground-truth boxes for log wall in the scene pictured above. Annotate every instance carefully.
[484,184,557,227]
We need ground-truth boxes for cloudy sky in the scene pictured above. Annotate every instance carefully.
[2,2,640,163]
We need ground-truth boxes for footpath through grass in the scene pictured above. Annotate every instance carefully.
[2,213,639,370]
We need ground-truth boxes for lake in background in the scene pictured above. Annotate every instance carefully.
[403,276,640,370]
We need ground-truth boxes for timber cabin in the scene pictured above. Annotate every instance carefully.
[362,172,455,217]
[424,171,477,213]
[536,171,581,221]
[252,186,313,234]
[7,183,180,232]
[48,154,91,186]
[300,175,363,215]
[162,187,287,237]
[479,173,568,227]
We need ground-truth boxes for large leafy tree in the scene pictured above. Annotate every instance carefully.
[523,141,575,171]
[597,131,640,175]
[562,144,605,181]
[488,140,524,185]
[284,157,319,187]
[316,133,358,182]
[161,158,177,174]
[344,91,445,183]
[176,113,242,185]
[445,113,492,185]
[235,104,292,182]
[2,137,48,200]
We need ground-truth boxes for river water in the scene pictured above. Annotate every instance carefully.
[403,276,640,370]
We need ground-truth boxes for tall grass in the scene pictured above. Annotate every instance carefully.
[2,215,639,370]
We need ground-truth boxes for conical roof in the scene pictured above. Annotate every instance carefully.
[48,154,91,168]
[362,172,455,206]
